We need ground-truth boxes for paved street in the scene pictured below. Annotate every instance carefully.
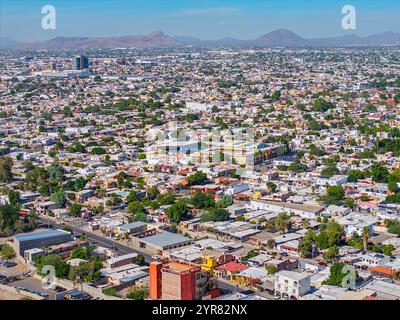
[37,217,153,262]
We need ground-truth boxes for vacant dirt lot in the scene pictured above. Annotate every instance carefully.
[0,288,31,300]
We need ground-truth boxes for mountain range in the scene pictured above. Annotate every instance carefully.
[1,29,400,50]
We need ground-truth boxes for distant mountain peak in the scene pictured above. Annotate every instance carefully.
[13,31,179,49]
[272,28,298,34]
[255,28,306,46]
[146,31,166,37]
[2,29,400,50]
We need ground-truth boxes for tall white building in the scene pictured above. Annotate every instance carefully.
[274,270,311,300]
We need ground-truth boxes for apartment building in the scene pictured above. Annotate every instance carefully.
[274,270,311,300]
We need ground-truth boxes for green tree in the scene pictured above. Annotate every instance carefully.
[386,220,400,236]
[191,191,215,209]
[321,165,337,178]
[201,208,230,222]
[126,191,138,203]
[266,265,277,275]
[267,182,277,193]
[312,98,335,112]
[361,227,371,252]
[347,170,365,182]
[102,288,117,296]
[136,254,145,265]
[51,189,67,208]
[347,232,363,249]
[91,147,107,155]
[127,201,147,222]
[315,221,344,249]
[127,287,149,300]
[0,204,19,233]
[146,187,158,200]
[382,244,394,257]
[69,259,102,283]
[34,254,70,278]
[38,182,51,196]
[48,162,65,182]
[26,167,48,191]
[321,186,345,205]
[165,199,189,223]
[0,243,15,260]
[0,157,13,183]
[69,203,82,217]
[298,239,313,258]
[215,196,233,208]
[273,212,292,234]
[186,171,207,186]
[323,245,339,262]
[70,245,96,260]
[159,194,175,206]
[370,163,389,183]
[323,263,358,288]
[271,90,281,101]
[7,189,20,206]
[128,201,145,214]
[344,198,355,209]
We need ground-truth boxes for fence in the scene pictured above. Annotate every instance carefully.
[0,283,45,300]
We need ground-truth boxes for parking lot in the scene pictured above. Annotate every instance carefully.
[0,259,27,278]
[11,277,60,300]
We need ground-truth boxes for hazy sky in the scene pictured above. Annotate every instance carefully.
[1,0,400,42]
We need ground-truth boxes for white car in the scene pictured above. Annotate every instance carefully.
[151,255,161,260]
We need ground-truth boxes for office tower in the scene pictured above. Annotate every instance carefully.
[74,55,89,70]
[149,261,210,300]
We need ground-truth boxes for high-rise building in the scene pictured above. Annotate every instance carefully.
[74,55,89,70]
[149,261,163,300]
[149,261,212,300]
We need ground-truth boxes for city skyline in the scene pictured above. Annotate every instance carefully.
[1,0,400,42]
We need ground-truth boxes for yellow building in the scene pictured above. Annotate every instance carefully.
[202,256,218,273]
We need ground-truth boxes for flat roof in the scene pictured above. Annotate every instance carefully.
[169,246,202,262]
[253,200,324,214]
[118,221,147,230]
[15,229,71,242]
[107,253,138,265]
[141,231,191,248]
[365,280,400,298]
[276,270,310,281]
[167,262,193,272]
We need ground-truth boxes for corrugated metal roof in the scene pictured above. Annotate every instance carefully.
[15,229,70,242]
[141,231,191,248]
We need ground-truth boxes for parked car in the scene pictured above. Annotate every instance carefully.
[0,274,8,284]
[3,261,17,268]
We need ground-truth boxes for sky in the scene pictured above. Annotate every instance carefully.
[1,0,400,42]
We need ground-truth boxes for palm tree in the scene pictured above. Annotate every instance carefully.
[27,212,38,230]
[362,227,371,252]
[302,220,311,228]
[274,213,291,234]
[267,239,276,249]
